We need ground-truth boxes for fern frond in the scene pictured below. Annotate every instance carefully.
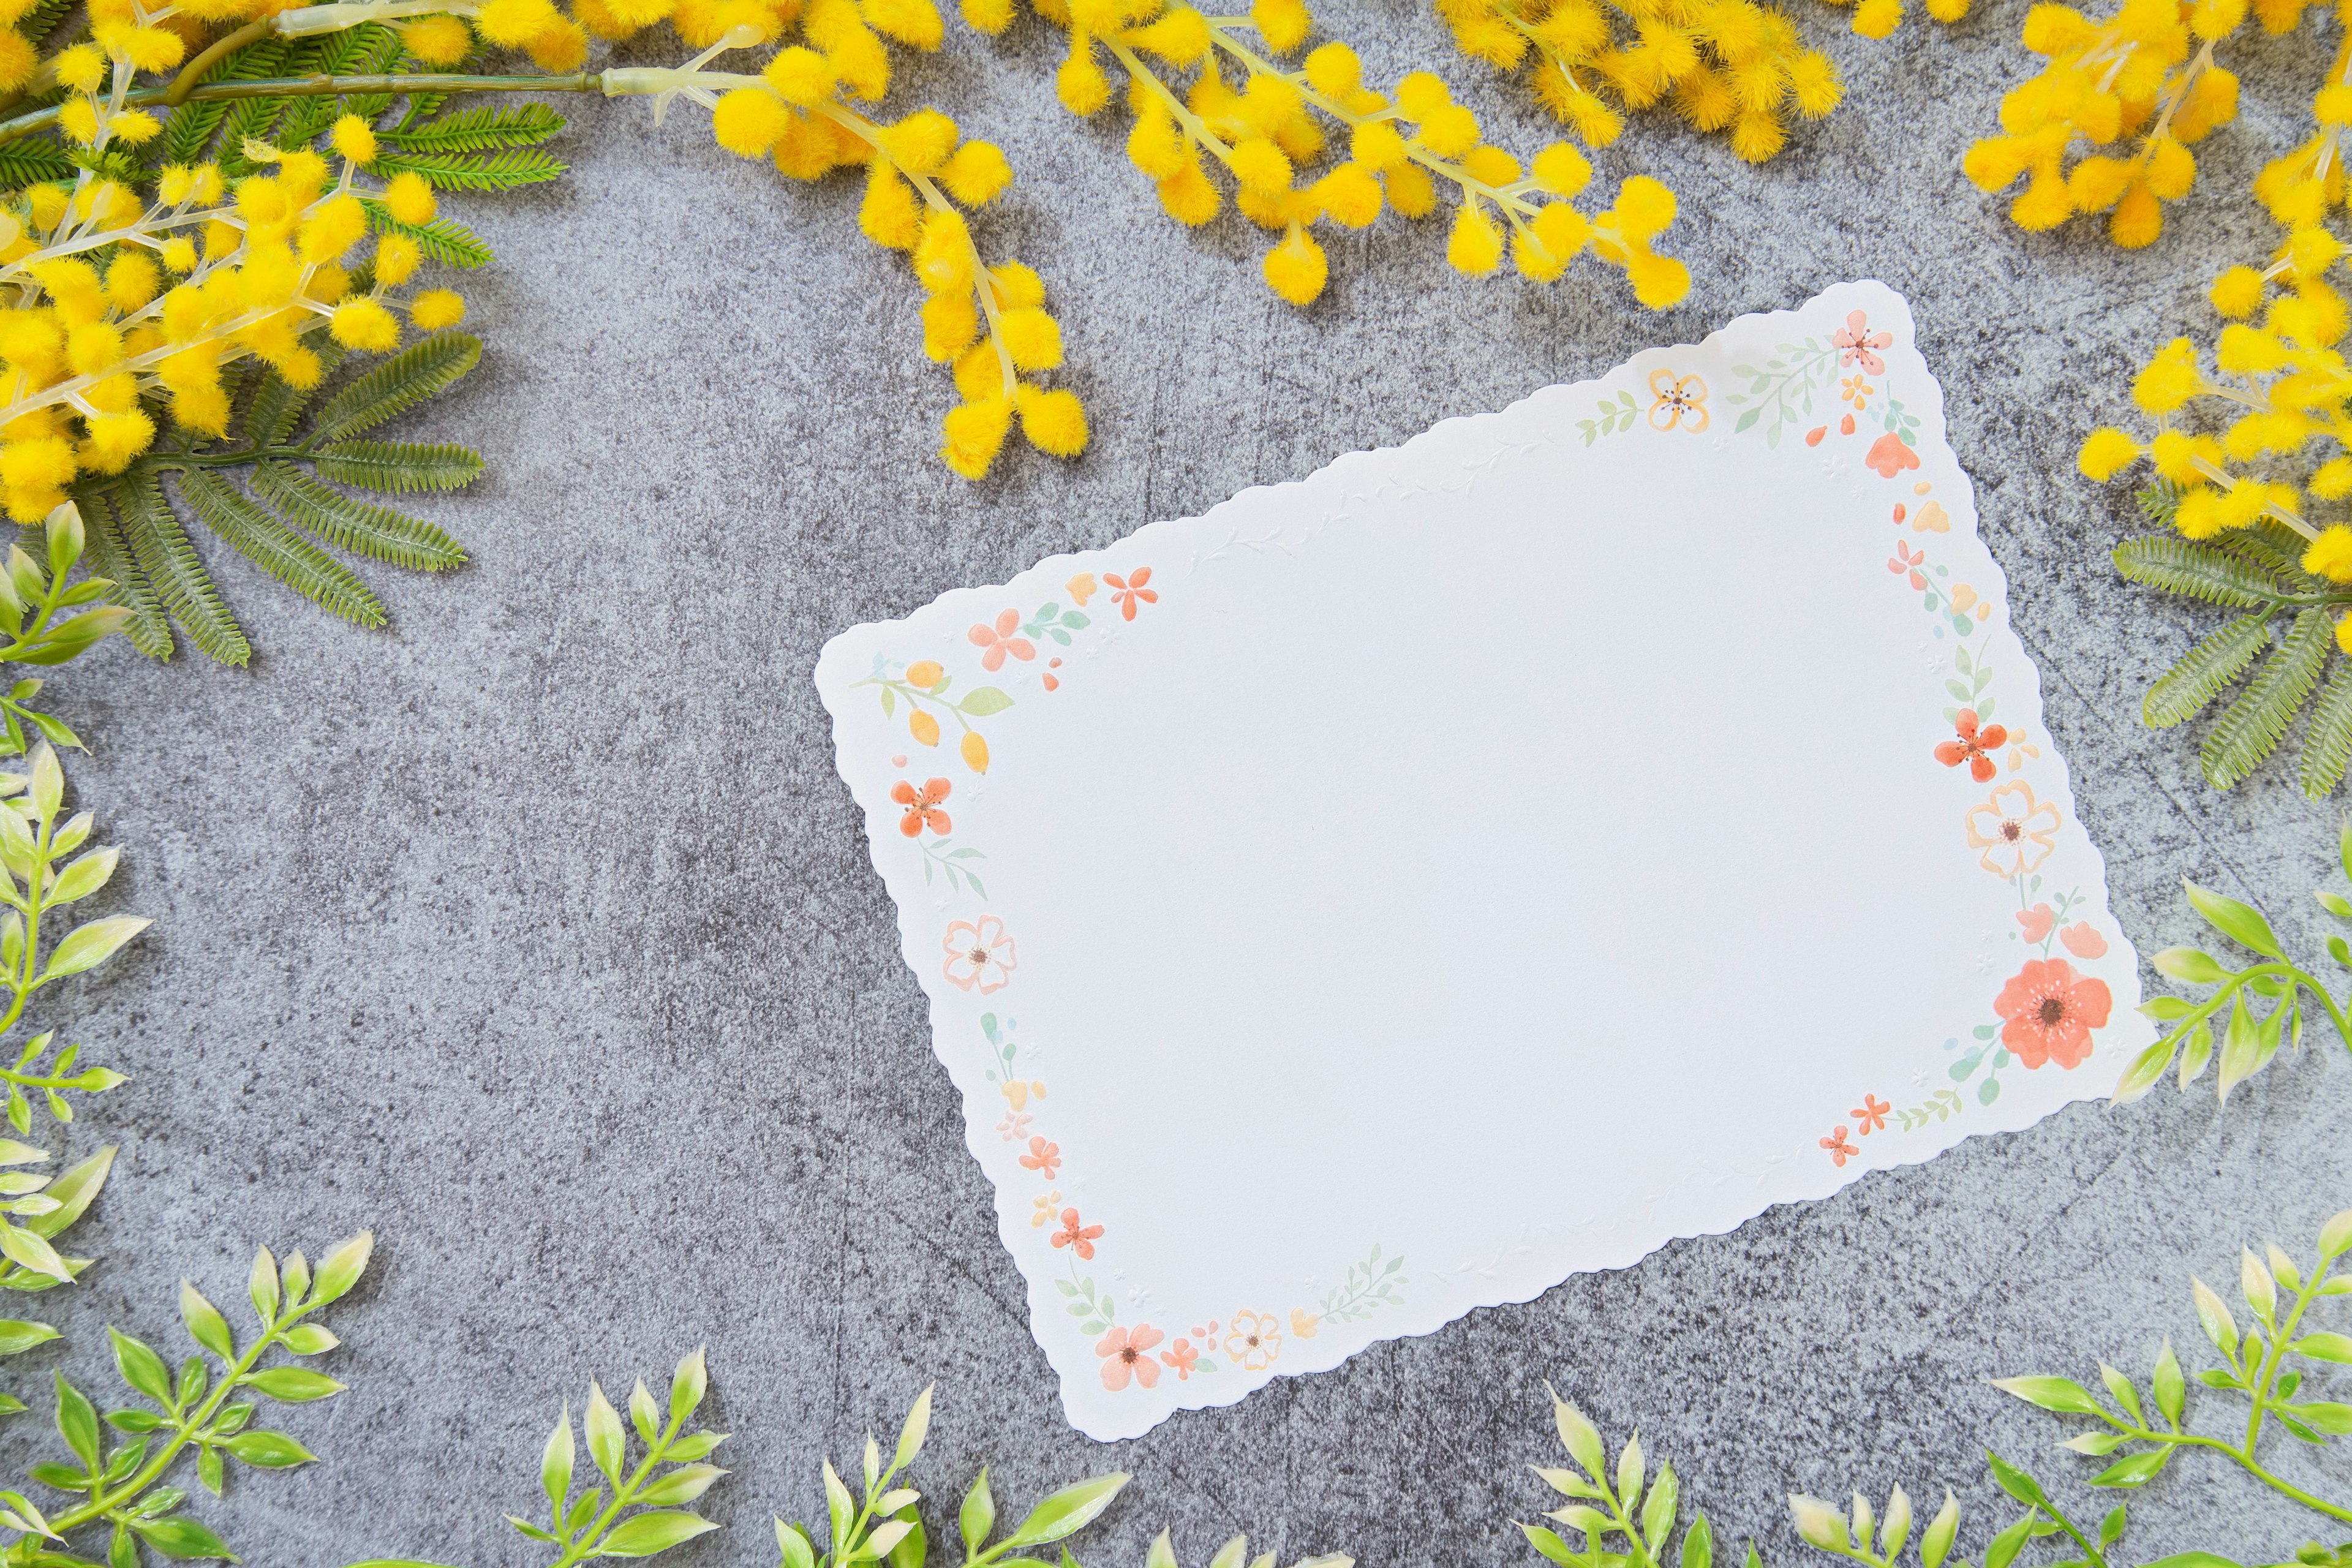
[252,461,467,570]
[2135,481,2183,529]
[0,139,76,188]
[116,470,249,665]
[2302,659,2352,799]
[2201,609,2329,790]
[360,203,492,269]
[15,0,79,44]
[2113,535,2280,607]
[314,332,480,440]
[2144,614,2272,728]
[379,103,565,153]
[77,489,174,659]
[177,470,385,628]
[2221,522,2321,589]
[312,439,484,494]
[272,25,405,148]
[372,147,567,190]
[241,346,343,448]
[159,34,293,164]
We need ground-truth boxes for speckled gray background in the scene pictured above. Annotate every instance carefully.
[2,4,2348,1565]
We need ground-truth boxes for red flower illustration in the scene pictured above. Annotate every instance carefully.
[891,777,952,838]
[1866,433,1920,478]
[1051,1207,1103,1260]
[1820,1125,1861,1166]
[1019,1136,1061,1179]
[1936,709,2008,782]
[1836,309,1894,375]
[968,608,1036,672]
[1106,568,1157,621]
[1852,1095,1891,1134]
[1994,958,2113,1070]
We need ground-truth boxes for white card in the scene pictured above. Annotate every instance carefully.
[815,281,2151,1440]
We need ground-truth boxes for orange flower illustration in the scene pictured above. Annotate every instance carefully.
[1851,1095,1890,1134]
[2016,902,2056,943]
[1019,1136,1061,1178]
[1159,1337,1202,1379]
[1646,368,1709,432]
[1106,568,1158,620]
[969,609,1036,672]
[1866,433,1920,478]
[1224,1310,1282,1371]
[1936,709,2008,783]
[2060,922,2109,959]
[1051,1207,1102,1260]
[891,777,952,838]
[941,915,1017,993]
[1820,1126,1860,1166]
[1966,783,2062,879]
[1096,1325,1164,1391]
[1841,375,1874,409]
[1994,957,2112,1069]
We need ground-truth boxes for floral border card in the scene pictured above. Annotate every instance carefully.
[814,281,2152,1441]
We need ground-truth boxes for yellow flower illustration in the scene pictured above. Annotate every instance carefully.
[1965,782,2062,879]
[1224,1310,1283,1371]
[1646,368,1709,432]
[1001,1079,1048,1110]
[1066,573,1098,607]
[1289,1308,1321,1340]
[1911,500,1952,533]
[1030,1190,1062,1227]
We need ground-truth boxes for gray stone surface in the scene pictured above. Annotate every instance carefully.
[0,5,2348,1566]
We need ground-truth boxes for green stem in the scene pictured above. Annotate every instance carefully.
[0,72,601,146]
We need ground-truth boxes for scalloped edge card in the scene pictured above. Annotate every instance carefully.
[815,281,2152,1441]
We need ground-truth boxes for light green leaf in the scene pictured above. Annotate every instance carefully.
[0,1221,70,1284]
[247,1248,279,1326]
[1550,1388,1607,1481]
[597,1510,719,1558]
[53,1372,99,1471]
[309,1231,373,1305]
[1518,1525,1582,1567]
[128,1517,235,1561]
[959,688,1014,717]
[586,1382,625,1484]
[544,1407,575,1513]
[240,1366,344,1401]
[669,1348,708,1427]
[2293,1331,2352,1363]
[959,1469,994,1553]
[1920,1491,1959,1568]
[1990,1376,2104,1415]
[1679,1511,1712,1568]
[635,1463,727,1508]
[1001,1473,1130,1548]
[2150,948,2228,983]
[892,1383,932,1471]
[2192,1278,2239,1357]
[2323,1209,2352,1258]
[181,1281,233,1359]
[1638,1461,1676,1545]
[0,1318,58,1355]
[222,1428,316,1467]
[108,1329,172,1405]
[40,916,149,982]
[2087,1449,2169,1488]
[2153,1340,2186,1428]
[776,1519,816,1568]
[43,848,116,908]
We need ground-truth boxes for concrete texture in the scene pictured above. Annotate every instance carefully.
[1,6,2348,1566]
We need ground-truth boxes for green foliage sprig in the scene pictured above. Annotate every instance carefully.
[2112,830,2352,1107]
[1521,1387,1713,1568]
[1992,1210,2352,1529]
[0,1232,373,1568]
[79,336,481,666]
[0,506,134,751]
[2115,492,2352,796]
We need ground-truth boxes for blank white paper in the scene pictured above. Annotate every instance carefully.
[815,281,2150,1440]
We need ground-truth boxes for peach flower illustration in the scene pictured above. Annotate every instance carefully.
[1647,368,1709,432]
[1066,573,1097,606]
[1290,1308,1321,1340]
[1159,1338,1202,1379]
[2016,902,2056,944]
[969,609,1036,672]
[1966,783,2062,878]
[941,916,1017,993]
[1097,1325,1164,1390]
[1019,1136,1061,1178]
[2060,922,2109,959]
[1106,568,1158,620]
[1051,1207,1103,1260]
[1225,1310,1283,1371]
[1851,1095,1890,1134]
[1836,309,1893,374]
[892,777,952,838]
[1936,709,2008,783]
[1820,1125,1860,1166]
[1994,957,2112,1069]
[1866,433,1920,478]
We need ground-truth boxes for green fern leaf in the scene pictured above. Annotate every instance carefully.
[77,489,175,659]
[2113,535,2280,607]
[2222,522,2321,588]
[13,0,80,44]
[2201,608,2330,790]
[2135,481,2183,530]
[311,439,484,494]
[240,346,344,448]
[177,470,385,628]
[115,470,249,665]
[0,138,77,189]
[159,34,293,165]
[2302,659,2352,799]
[378,103,565,154]
[360,202,493,269]
[252,461,467,570]
[270,24,404,148]
[313,332,480,440]
[2145,614,2272,728]
[371,147,567,190]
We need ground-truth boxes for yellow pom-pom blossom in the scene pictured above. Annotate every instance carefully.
[1431,0,1846,156]
[0,15,477,523]
[1964,0,2247,246]
[1029,2,1685,309]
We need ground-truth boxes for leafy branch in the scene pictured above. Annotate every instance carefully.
[0,1231,374,1567]
[1521,1387,1714,1568]
[1993,1210,2352,1528]
[2113,833,2352,1107]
